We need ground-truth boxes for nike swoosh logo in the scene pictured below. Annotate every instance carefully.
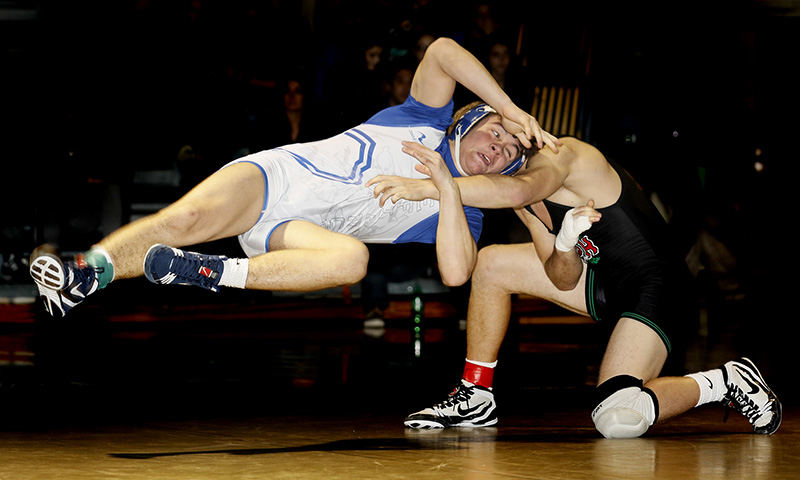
[700,374,713,389]
[456,403,484,416]
[736,368,762,395]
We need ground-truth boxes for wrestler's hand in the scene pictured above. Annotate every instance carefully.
[366,149,440,208]
[572,199,602,224]
[399,141,458,195]
[555,200,602,252]
[498,104,562,153]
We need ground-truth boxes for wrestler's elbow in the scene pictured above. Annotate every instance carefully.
[552,276,579,291]
[441,273,470,287]
[426,37,458,57]
[544,262,581,291]
[439,263,474,287]
[507,183,538,209]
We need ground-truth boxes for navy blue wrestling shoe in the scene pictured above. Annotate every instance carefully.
[143,244,225,292]
[721,357,782,435]
[404,380,498,429]
[30,253,98,318]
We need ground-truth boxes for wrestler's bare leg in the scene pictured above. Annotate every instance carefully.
[97,163,265,279]
[600,319,700,421]
[466,242,587,363]
[246,219,369,291]
[470,242,700,421]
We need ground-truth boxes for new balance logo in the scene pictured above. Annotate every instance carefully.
[198,266,218,279]
[70,284,86,299]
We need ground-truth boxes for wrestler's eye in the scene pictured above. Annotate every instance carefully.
[492,130,500,138]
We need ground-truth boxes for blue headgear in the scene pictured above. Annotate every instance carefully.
[448,103,527,176]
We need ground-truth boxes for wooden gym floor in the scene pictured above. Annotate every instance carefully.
[2,407,798,479]
[1,278,798,479]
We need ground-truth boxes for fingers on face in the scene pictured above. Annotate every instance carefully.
[516,132,533,149]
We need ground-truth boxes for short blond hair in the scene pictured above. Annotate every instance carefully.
[447,101,485,136]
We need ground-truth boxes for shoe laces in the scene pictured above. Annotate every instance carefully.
[435,383,475,410]
[67,262,98,291]
[725,384,768,424]
[170,252,221,283]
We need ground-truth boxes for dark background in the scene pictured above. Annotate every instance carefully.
[1,0,798,423]
[2,0,797,259]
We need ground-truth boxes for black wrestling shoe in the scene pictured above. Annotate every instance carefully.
[404,380,497,429]
[721,357,781,435]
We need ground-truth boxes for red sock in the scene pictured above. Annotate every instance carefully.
[463,360,494,389]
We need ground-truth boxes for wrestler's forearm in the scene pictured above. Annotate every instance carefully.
[419,174,539,208]
[454,175,524,208]
[454,173,560,209]
[427,38,516,112]
[435,185,477,286]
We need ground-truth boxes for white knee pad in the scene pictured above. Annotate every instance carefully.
[591,376,659,439]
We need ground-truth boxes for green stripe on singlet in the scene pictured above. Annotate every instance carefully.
[586,269,599,321]
[622,311,672,353]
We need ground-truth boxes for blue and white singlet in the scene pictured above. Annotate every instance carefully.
[227,95,483,257]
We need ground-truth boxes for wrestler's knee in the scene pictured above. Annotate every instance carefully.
[336,240,369,284]
[473,245,505,284]
[156,201,207,239]
[591,375,659,439]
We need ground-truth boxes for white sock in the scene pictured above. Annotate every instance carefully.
[466,358,498,368]
[219,257,249,289]
[685,368,726,407]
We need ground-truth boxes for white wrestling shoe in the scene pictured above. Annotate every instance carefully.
[404,380,497,429]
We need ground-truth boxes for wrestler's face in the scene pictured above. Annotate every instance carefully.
[458,115,523,175]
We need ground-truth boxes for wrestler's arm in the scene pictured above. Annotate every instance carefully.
[453,162,567,208]
[370,156,570,209]
[543,242,586,291]
[410,37,559,151]
[520,201,600,290]
[402,141,476,286]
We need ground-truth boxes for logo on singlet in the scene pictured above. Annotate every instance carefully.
[575,235,600,264]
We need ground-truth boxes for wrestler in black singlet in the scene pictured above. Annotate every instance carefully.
[525,159,693,352]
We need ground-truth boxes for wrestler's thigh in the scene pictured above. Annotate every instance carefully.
[169,162,265,238]
[478,243,587,315]
[269,219,368,253]
[599,317,668,384]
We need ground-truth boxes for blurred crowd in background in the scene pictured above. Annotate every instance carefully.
[1,1,797,322]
